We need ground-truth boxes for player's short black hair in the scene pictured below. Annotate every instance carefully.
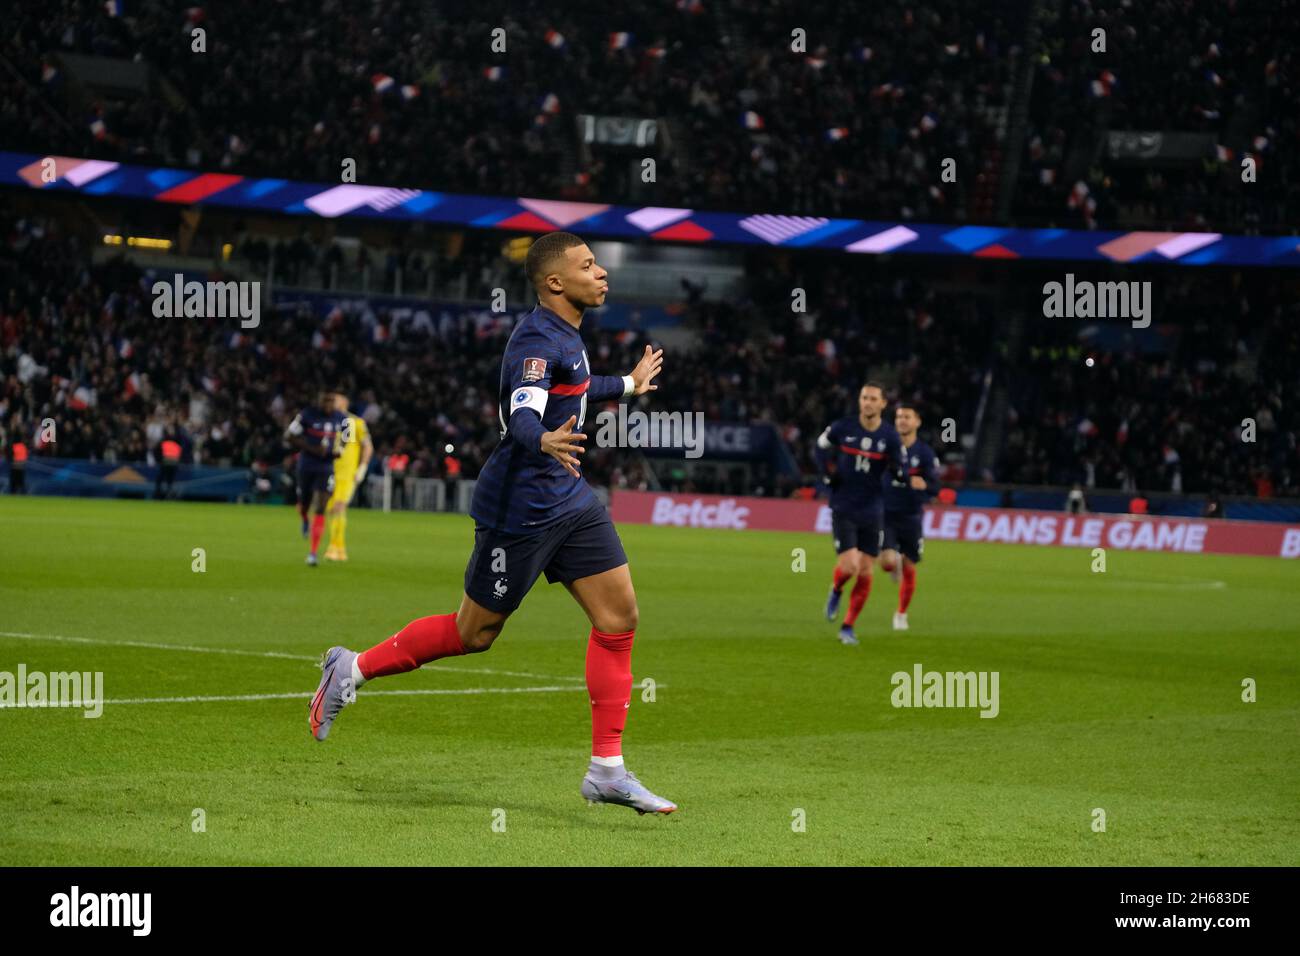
[860,380,887,396]
[895,401,922,419]
[525,231,588,291]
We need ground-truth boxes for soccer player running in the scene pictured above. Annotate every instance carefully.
[879,403,940,631]
[325,392,373,562]
[307,232,677,815]
[285,389,345,566]
[817,382,905,645]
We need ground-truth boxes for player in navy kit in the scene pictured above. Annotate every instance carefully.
[817,382,905,645]
[880,403,941,631]
[306,232,677,814]
[285,389,346,566]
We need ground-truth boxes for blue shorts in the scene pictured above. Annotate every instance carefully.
[464,500,628,613]
[298,467,335,501]
[831,508,883,557]
[883,511,924,563]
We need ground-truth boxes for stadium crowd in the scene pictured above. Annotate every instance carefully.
[1000,270,1300,497]
[1017,0,1299,232]
[4,0,1021,224]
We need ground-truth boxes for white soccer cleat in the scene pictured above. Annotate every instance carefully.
[893,612,909,631]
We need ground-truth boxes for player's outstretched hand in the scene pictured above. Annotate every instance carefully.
[629,344,664,395]
[910,475,927,490]
[541,415,586,478]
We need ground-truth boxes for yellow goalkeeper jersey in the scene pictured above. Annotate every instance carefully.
[334,414,369,475]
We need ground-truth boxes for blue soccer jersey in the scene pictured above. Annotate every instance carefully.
[816,416,904,517]
[288,406,346,474]
[471,304,633,533]
[884,438,941,515]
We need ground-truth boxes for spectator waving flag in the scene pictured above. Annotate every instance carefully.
[826,127,849,142]
[544,29,566,50]
[741,111,764,130]
[371,74,395,94]
[609,32,633,50]
[483,65,504,82]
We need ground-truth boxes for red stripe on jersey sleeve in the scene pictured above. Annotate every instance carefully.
[550,378,590,396]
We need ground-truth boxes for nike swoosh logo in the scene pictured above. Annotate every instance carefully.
[572,361,581,369]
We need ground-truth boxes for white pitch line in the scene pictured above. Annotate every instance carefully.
[0,630,315,661]
[0,686,590,708]
[0,631,585,683]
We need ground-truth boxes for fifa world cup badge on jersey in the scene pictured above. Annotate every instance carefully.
[522,357,548,382]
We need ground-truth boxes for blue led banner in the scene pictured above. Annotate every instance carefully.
[4,151,1298,267]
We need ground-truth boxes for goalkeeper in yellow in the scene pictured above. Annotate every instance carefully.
[325,391,374,561]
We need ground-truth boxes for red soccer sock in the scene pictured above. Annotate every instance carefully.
[586,627,634,758]
[832,566,853,593]
[899,564,917,614]
[843,572,872,626]
[357,613,465,679]
[309,514,325,554]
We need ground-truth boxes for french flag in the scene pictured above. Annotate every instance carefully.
[371,74,395,93]
[825,127,849,142]
[89,116,107,140]
[483,65,504,81]
[806,56,826,70]
[69,385,94,411]
[541,92,561,114]
[545,29,566,50]
[104,0,124,17]
[41,61,59,84]
[645,45,667,59]
[1214,144,1234,162]
[741,111,764,130]
[123,372,142,399]
[117,338,133,359]
[400,84,420,100]
[609,32,632,50]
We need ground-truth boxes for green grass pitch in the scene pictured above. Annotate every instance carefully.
[1,496,1297,866]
